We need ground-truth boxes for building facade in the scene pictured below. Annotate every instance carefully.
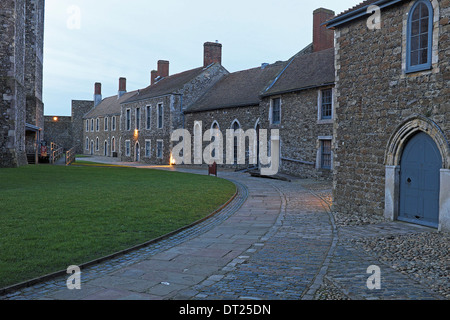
[326,0,450,231]
[0,0,45,167]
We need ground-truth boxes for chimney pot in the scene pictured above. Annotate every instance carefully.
[313,8,335,52]
[151,70,158,85]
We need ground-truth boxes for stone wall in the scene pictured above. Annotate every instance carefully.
[44,116,72,150]
[72,100,94,154]
[260,89,334,180]
[332,0,450,218]
[0,0,28,167]
[184,105,260,169]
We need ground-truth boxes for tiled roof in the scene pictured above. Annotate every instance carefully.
[122,66,207,104]
[324,0,406,29]
[185,61,287,113]
[334,0,379,19]
[84,91,137,119]
[261,47,335,97]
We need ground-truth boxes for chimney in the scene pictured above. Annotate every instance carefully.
[94,82,102,107]
[118,77,127,98]
[151,70,158,85]
[204,41,222,67]
[158,60,169,78]
[313,8,335,52]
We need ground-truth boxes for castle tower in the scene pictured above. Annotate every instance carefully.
[0,0,45,167]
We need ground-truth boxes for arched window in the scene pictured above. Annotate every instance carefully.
[232,120,240,165]
[211,121,220,158]
[111,137,116,153]
[406,0,433,73]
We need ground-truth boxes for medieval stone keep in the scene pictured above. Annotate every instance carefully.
[325,0,449,232]
[0,0,45,167]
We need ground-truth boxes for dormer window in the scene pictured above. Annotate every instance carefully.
[406,0,433,73]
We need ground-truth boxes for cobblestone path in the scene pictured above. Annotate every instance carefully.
[1,166,447,300]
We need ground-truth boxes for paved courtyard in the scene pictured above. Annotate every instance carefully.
[1,159,448,300]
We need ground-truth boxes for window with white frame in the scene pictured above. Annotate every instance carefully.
[112,116,116,131]
[104,141,108,156]
[157,103,163,129]
[136,107,141,131]
[125,140,131,157]
[145,140,151,158]
[270,98,281,125]
[91,119,94,131]
[96,137,99,151]
[319,88,333,120]
[86,137,89,150]
[86,120,89,132]
[320,139,332,170]
[96,118,100,132]
[146,106,151,130]
[111,137,116,153]
[126,109,131,131]
[157,140,163,159]
[104,117,109,131]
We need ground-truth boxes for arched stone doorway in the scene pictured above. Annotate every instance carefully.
[399,132,441,227]
[384,115,450,232]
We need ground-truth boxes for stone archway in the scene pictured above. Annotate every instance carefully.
[384,115,450,232]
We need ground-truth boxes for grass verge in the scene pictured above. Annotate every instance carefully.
[0,165,236,288]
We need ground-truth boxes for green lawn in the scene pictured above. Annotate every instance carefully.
[0,165,236,288]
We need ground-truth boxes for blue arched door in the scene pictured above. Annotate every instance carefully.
[399,132,442,228]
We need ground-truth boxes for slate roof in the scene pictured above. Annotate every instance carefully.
[122,67,207,104]
[84,91,137,119]
[185,61,287,113]
[261,47,335,98]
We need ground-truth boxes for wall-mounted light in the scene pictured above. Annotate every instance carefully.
[53,117,59,122]
[170,153,176,166]
[134,129,139,138]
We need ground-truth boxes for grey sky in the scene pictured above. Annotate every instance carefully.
[43,0,359,116]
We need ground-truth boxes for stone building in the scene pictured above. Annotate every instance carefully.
[325,0,450,231]
[118,43,229,165]
[184,61,287,170]
[83,79,135,157]
[0,0,45,167]
[184,8,336,179]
